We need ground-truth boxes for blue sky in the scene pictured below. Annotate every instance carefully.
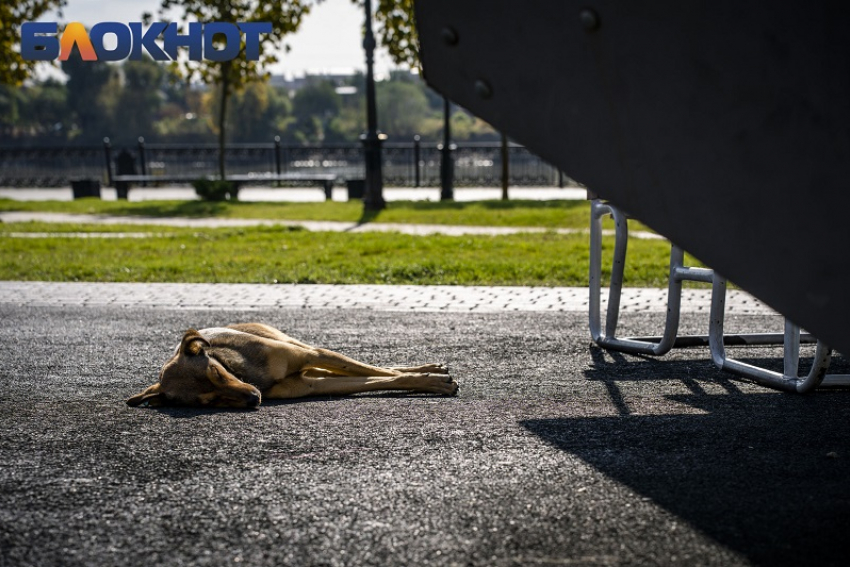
[39,0,397,78]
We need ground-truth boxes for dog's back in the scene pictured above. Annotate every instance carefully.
[197,324,296,391]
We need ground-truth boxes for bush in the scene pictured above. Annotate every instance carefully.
[192,179,239,201]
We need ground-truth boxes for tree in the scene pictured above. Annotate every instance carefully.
[351,0,418,69]
[19,78,68,140]
[376,80,429,139]
[291,79,341,143]
[115,58,165,144]
[151,0,314,179]
[0,0,67,86]
[229,82,293,142]
[0,85,25,136]
[61,46,115,142]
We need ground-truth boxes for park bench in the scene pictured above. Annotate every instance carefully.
[112,172,339,200]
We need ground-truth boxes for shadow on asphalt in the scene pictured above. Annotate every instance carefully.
[139,392,458,417]
[523,386,850,567]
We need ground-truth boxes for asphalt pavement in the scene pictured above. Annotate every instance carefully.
[1,286,849,566]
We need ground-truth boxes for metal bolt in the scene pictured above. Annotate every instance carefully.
[474,79,493,100]
[441,26,459,46]
[580,8,600,31]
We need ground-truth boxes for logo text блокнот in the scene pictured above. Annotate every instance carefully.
[21,21,273,62]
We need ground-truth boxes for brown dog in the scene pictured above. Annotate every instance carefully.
[127,323,458,409]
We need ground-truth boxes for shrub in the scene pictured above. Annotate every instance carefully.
[192,179,239,201]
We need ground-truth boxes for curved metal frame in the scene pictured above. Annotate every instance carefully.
[589,199,850,393]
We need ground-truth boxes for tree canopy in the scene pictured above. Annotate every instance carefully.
[148,0,315,177]
[0,0,66,85]
[351,0,418,69]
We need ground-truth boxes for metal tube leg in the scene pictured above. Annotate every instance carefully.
[588,200,683,356]
[604,205,629,338]
[709,274,834,393]
[589,200,610,345]
[587,201,847,393]
[783,320,801,377]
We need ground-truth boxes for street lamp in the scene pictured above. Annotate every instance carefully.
[360,0,386,211]
[440,96,454,200]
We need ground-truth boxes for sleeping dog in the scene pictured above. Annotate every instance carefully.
[127,323,458,409]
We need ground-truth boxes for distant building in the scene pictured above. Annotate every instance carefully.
[269,72,360,97]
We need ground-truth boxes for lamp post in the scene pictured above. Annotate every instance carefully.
[440,96,454,200]
[360,0,386,211]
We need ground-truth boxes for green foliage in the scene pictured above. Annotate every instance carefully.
[1,1,493,145]
[151,0,314,176]
[376,81,429,139]
[290,79,342,143]
[230,82,294,142]
[352,0,418,69]
[0,0,67,86]
[0,85,23,134]
[116,58,165,142]
[191,178,240,201]
[60,47,116,142]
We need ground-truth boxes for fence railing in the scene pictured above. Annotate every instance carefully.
[0,146,109,188]
[0,138,574,188]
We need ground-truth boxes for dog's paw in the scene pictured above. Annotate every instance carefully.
[409,372,458,396]
[442,375,459,397]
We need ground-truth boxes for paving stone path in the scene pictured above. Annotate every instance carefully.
[0,280,776,315]
[0,211,662,238]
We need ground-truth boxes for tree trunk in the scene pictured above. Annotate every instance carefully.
[217,62,232,180]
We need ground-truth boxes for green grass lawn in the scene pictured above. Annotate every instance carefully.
[0,221,683,286]
[0,198,688,286]
[0,197,655,231]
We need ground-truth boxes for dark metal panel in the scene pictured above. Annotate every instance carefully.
[416,0,850,354]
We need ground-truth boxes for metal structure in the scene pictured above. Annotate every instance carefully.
[440,97,454,200]
[415,0,850,357]
[590,200,850,392]
[360,0,386,211]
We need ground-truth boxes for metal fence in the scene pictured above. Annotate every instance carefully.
[0,146,109,187]
[0,138,572,188]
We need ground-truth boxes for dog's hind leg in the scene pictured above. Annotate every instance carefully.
[264,371,458,399]
[388,364,449,374]
[304,348,402,377]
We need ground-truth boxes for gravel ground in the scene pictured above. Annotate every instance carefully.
[1,305,849,566]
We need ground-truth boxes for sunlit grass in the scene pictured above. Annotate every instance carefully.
[0,222,681,286]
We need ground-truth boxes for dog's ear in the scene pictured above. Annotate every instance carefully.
[126,383,164,407]
[180,329,210,357]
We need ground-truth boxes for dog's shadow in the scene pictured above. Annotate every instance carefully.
[141,391,454,417]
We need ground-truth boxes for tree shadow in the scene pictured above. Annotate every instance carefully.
[355,207,381,227]
[107,200,229,218]
[396,199,587,212]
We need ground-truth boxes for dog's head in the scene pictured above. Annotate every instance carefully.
[127,329,261,409]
